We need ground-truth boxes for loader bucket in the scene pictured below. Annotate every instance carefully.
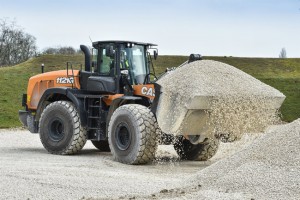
[155,60,286,142]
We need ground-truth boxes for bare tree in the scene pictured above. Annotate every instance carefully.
[0,19,37,66]
[279,48,287,58]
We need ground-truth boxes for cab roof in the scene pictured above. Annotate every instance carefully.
[92,40,157,47]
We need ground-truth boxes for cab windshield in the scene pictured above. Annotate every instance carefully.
[120,44,148,85]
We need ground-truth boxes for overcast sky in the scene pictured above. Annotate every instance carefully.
[1,0,300,57]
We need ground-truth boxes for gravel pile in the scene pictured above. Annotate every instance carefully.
[181,118,300,199]
[156,60,285,141]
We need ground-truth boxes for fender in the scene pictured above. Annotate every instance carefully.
[106,96,147,135]
[35,87,87,126]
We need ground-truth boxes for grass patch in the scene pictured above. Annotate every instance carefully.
[205,56,300,78]
[0,54,299,128]
[259,78,300,122]
[0,54,84,128]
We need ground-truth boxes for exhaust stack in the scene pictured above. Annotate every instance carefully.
[80,45,91,71]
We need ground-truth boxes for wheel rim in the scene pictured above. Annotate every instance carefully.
[48,118,65,141]
[115,122,131,150]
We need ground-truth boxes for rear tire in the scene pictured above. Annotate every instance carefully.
[39,101,87,155]
[108,104,159,164]
[91,140,110,152]
[174,137,219,161]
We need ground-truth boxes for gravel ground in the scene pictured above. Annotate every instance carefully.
[0,129,209,200]
[1,119,299,200]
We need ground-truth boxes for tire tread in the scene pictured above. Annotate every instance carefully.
[39,101,87,155]
[108,104,160,164]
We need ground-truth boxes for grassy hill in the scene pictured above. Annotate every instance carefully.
[0,54,299,128]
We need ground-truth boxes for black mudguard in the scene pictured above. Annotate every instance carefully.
[35,87,87,127]
[151,82,162,117]
[19,110,28,127]
[105,96,149,137]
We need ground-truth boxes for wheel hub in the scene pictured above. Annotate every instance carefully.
[115,122,131,150]
[49,118,65,141]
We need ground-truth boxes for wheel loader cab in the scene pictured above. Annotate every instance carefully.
[79,43,117,93]
[84,41,156,94]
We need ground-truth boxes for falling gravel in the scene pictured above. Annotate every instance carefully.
[156,60,285,141]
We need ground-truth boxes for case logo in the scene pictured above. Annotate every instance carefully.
[141,86,155,97]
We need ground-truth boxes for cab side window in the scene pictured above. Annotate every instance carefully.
[92,48,98,72]
[99,47,114,75]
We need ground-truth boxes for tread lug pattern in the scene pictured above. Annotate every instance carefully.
[108,104,160,164]
[39,101,87,155]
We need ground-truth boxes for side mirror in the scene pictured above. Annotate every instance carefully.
[154,50,158,60]
[105,45,114,58]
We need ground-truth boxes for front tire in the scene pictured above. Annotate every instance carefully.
[174,137,219,161]
[39,101,87,155]
[108,104,159,164]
